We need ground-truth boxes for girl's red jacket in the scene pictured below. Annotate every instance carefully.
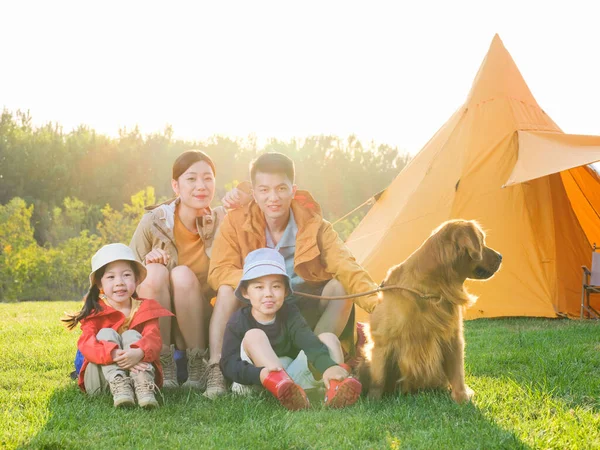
[77,298,173,392]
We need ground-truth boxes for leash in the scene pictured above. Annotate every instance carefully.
[292,283,440,301]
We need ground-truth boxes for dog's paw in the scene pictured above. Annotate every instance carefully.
[367,387,383,401]
[451,386,474,404]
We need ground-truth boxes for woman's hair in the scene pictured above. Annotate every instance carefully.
[172,150,216,180]
[62,261,140,330]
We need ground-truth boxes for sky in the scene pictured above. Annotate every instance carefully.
[1,0,600,155]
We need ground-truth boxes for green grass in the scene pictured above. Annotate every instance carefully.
[1,302,599,449]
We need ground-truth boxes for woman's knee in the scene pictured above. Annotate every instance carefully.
[141,263,170,291]
[170,265,201,292]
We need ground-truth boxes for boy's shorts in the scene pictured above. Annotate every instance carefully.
[231,344,323,395]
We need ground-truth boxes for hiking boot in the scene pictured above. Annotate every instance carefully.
[203,363,227,399]
[108,375,135,408]
[262,369,310,411]
[324,364,362,409]
[182,348,209,390]
[132,370,159,409]
[160,345,179,389]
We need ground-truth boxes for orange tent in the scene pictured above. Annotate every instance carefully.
[346,34,600,320]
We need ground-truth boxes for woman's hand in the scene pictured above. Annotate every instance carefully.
[322,364,349,389]
[113,348,145,369]
[144,248,170,265]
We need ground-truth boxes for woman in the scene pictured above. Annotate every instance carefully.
[130,150,249,394]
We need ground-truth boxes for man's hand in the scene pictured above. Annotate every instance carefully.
[113,348,145,369]
[144,248,170,265]
[222,187,252,210]
[322,364,349,389]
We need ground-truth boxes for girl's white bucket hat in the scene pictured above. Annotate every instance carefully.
[89,243,147,286]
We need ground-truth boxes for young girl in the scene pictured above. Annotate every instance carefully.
[220,248,362,410]
[64,243,173,408]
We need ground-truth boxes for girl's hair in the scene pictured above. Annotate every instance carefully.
[172,150,216,180]
[62,261,140,330]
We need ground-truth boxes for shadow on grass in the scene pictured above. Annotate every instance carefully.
[25,380,529,449]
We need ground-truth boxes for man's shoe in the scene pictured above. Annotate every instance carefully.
[203,363,227,399]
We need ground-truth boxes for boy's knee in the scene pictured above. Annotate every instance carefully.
[96,328,120,342]
[243,328,267,345]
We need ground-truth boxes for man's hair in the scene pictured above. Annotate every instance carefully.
[250,152,295,184]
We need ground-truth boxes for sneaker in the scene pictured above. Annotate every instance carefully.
[132,370,159,409]
[108,375,135,408]
[160,345,179,389]
[182,348,209,390]
[324,364,362,409]
[203,363,227,399]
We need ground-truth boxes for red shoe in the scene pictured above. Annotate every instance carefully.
[262,370,310,411]
[324,364,362,408]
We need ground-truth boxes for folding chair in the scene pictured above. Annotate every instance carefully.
[581,243,600,319]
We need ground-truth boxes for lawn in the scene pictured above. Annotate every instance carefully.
[1,302,599,449]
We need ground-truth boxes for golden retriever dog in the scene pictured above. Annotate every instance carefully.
[361,219,502,403]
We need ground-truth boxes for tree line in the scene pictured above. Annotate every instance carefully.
[0,109,411,301]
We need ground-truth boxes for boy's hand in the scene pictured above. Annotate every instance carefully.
[144,248,170,265]
[259,366,283,383]
[322,365,349,389]
[113,348,145,369]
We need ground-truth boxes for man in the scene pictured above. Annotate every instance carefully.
[204,152,379,398]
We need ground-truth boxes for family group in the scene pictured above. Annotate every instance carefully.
[64,151,380,411]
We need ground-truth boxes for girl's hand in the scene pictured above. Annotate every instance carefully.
[113,348,145,369]
[144,248,170,265]
[322,365,349,389]
[130,362,152,374]
[259,366,283,383]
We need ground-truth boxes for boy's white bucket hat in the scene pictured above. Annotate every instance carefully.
[234,248,292,302]
[89,243,147,287]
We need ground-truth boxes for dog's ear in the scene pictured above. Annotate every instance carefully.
[457,223,483,261]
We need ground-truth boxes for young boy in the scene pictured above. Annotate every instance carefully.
[219,248,362,410]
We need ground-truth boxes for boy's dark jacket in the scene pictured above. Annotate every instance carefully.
[220,302,337,386]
